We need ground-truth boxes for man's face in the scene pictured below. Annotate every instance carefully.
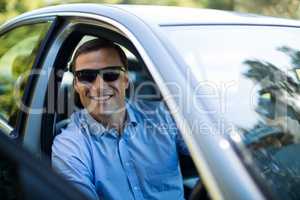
[74,47,128,117]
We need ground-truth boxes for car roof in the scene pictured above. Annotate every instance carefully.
[3,3,300,28]
[114,4,300,26]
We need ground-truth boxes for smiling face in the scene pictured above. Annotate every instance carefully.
[74,47,128,118]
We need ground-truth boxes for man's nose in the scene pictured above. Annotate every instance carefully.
[91,74,107,90]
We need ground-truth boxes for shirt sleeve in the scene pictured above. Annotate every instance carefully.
[52,128,99,200]
[175,130,190,155]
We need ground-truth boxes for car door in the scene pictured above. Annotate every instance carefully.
[0,129,88,200]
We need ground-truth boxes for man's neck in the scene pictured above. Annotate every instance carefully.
[90,109,126,134]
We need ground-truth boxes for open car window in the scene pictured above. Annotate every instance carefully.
[51,32,201,199]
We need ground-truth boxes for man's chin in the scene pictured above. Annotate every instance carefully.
[86,105,126,115]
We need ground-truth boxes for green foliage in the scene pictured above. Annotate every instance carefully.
[0,0,44,25]
[0,0,299,25]
[200,0,235,10]
[199,0,300,18]
[234,0,300,19]
[0,22,51,123]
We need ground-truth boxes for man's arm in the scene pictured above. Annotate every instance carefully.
[52,129,99,200]
[175,131,190,155]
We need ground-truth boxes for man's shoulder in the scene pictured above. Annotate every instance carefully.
[51,111,93,174]
[129,100,166,113]
[52,110,90,158]
[129,100,173,122]
[53,110,86,143]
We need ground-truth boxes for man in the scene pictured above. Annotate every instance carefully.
[52,38,189,200]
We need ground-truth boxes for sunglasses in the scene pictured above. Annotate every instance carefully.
[74,66,126,83]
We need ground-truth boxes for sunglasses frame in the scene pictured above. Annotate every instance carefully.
[74,66,126,84]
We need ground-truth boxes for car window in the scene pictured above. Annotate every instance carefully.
[53,34,198,199]
[165,25,300,200]
[0,22,52,129]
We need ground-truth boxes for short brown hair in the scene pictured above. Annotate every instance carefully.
[70,38,128,72]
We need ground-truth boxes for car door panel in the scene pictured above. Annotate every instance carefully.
[0,129,89,200]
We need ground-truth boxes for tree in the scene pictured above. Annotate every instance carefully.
[0,0,44,25]
[235,0,300,19]
[200,0,235,10]
[200,0,300,19]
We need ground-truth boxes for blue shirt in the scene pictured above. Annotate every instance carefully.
[52,101,189,200]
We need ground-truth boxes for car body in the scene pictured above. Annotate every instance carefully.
[0,3,300,200]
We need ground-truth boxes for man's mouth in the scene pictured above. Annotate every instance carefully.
[88,94,114,103]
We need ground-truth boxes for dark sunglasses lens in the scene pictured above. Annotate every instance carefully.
[102,71,121,82]
[77,71,97,83]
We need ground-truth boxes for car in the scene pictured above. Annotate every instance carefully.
[1,3,300,200]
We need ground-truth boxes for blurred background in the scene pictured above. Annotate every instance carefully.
[0,0,300,24]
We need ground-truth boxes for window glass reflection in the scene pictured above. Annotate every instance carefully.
[165,25,300,199]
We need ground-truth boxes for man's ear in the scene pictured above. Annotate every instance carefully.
[124,72,129,89]
[73,78,80,93]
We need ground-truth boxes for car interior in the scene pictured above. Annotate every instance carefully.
[37,22,208,199]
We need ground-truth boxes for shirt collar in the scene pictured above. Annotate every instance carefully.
[81,109,110,137]
[80,101,138,138]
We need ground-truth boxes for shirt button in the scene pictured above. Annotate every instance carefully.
[125,162,130,166]
[133,186,139,191]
